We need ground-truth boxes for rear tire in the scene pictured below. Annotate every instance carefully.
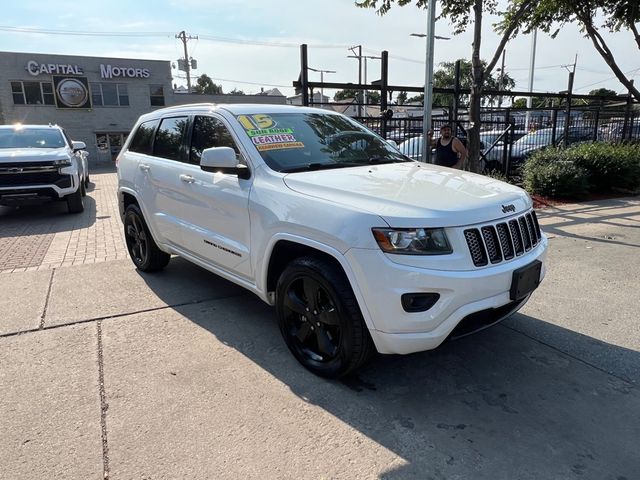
[276,256,375,378]
[124,204,170,272]
[66,188,84,213]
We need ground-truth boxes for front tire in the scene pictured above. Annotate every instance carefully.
[66,188,84,213]
[276,256,374,378]
[124,204,170,272]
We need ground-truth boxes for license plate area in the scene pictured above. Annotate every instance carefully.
[510,260,542,301]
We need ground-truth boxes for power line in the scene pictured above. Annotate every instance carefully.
[0,25,350,49]
[574,67,640,92]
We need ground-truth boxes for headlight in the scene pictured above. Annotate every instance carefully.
[372,228,452,255]
[53,158,72,167]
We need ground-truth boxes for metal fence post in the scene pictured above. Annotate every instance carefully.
[381,51,389,139]
[502,108,511,175]
[622,80,634,141]
[300,44,309,107]
[564,71,575,147]
[593,104,601,142]
[551,108,558,146]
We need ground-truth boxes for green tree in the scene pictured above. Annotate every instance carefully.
[512,96,560,108]
[357,0,536,173]
[334,89,381,104]
[192,74,223,95]
[228,88,246,95]
[432,59,515,107]
[519,0,640,102]
[396,91,408,105]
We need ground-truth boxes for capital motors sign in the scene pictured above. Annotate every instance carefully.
[52,76,91,109]
[100,64,150,79]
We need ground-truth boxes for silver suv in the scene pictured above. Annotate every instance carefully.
[0,124,89,213]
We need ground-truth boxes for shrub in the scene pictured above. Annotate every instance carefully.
[523,142,640,198]
[566,142,640,192]
[523,151,589,199]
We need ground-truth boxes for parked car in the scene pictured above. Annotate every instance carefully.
[0,124,88,213]
[483,126,595,167]
[117,104,547,378]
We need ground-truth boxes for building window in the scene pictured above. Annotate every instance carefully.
[149,85,165,106]
[90,83,129,107]
[11,81,55,105]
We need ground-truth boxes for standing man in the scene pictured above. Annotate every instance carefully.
[426,124,467,169]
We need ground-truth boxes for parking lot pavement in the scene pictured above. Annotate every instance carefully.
[0,169,128,274]
[0,177,638,479]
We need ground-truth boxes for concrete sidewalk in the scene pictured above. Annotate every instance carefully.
[1,177,638,479]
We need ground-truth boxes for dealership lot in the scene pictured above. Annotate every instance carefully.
[1,171,639,479]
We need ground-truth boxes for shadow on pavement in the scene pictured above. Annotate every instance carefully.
[0,189,98,236]
[137,258,640,479]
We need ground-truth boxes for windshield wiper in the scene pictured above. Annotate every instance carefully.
[367,156,410,165]
[281,162,362,173]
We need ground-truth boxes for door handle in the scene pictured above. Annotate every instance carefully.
[179,174,195,184]
[139,164,151,172]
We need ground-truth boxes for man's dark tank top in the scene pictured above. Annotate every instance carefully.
[435,138,458,167]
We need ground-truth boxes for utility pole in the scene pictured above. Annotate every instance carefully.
[498,49,506,108]
[422,0,437,163]
[176,30,198,93]
[563,54,578,147]
[349,45,363,116]
[347,50,381,117]
[525,29,537,132]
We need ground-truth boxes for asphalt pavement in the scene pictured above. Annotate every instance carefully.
[1,173,638,480]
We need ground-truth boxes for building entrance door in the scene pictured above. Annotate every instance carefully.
[96,132,128,163]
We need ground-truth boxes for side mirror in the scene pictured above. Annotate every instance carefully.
[72,141,86,152]
[200,147,250,179]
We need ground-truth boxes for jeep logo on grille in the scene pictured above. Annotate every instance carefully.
[8,167,24,173]
[502,204,516,214]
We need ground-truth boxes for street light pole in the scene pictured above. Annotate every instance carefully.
[308,67,337,105]
[422,0,437,163]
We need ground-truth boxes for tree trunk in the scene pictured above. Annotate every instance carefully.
[467,0,484,173]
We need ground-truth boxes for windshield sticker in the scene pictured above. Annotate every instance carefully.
[246,127,294,137]
[256,142,305,152]
[252,132,304,151]
[237,114,276,130]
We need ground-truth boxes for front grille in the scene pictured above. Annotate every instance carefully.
[0,161,57,170]
[464,210,543,267]
[0,171,70,188]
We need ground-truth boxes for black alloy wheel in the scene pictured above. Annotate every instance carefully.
[123,204,170,272]
[276,256,374,378]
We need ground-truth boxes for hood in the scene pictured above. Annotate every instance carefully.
[283,162,532,228]
[0,148,69,163]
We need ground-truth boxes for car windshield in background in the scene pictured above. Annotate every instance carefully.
[234,112,410,173]
[0,128,66,149]
[514,128,555,146]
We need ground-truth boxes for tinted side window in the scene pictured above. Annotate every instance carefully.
[129,119,159,155]
[190,116,240,165]
[153,117,188,161]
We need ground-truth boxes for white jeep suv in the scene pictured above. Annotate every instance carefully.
[117,104,547,377]
[0,124,89,213]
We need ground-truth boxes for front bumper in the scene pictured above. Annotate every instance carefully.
[0,170,79,202]
[345,235,548,354]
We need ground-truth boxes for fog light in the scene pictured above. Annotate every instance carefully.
[401,293,440,313]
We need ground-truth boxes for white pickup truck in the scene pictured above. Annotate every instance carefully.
[0,124,89,213]
[117,104,547,378]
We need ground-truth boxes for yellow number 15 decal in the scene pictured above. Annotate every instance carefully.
[237,114,275,130]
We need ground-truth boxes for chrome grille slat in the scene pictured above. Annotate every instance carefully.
[481,226,502,263]
[465,210,542,267]
[496,223,514,260]
[509,219,524,255]
[464,229,488,267]
[519,217,532,251]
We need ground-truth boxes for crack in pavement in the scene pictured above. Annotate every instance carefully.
[0,291,248,340]
[39,268,55,330]
[96,320,110,479]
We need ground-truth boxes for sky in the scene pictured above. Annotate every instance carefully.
[1,0,637,100]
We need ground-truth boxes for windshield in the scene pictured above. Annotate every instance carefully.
[514,128,555,146]
[0,128,66,149]
[235,112,409,172]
